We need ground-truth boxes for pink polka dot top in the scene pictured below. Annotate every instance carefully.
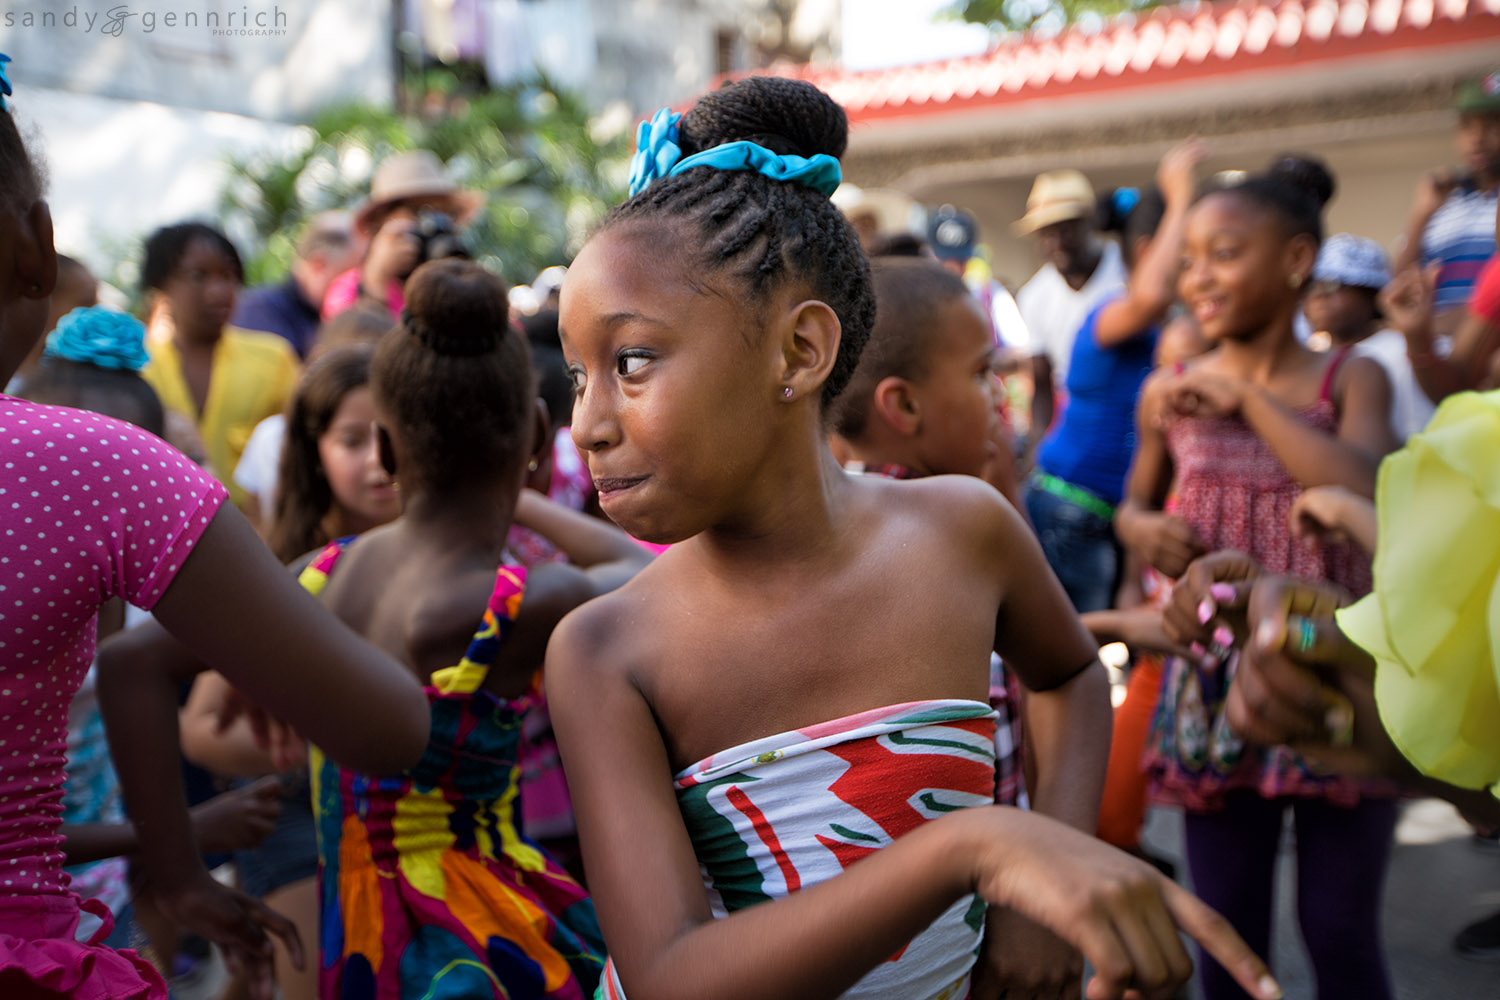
[0,395,227,899]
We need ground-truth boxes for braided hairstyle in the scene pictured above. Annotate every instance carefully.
[602,76,876,405]
[372,258,534,491]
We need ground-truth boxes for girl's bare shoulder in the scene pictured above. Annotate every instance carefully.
[850,473,1024,571]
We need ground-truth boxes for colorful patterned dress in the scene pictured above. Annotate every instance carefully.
[599,699,999,1000]
[1145,352,1388,809]
[302,541,605,1000]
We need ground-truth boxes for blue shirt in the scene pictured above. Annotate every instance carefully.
[1036,296,1157,505]
[231,276,320,359]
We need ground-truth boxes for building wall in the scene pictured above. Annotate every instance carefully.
[832,41,1493,288]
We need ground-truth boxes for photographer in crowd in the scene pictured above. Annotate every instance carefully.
[322,150,482,320]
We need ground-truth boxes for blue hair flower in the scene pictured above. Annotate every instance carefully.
[627,105,843,200]
[44,307,150,372]
[0,53,12,112]
[628,108,685,197]
[1112,187,1141,218]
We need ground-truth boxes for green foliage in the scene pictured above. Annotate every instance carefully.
[944,0,1170,36]
[218,68,631,291]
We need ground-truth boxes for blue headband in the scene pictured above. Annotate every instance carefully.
[44,307,150,372]
[628,107,842,199]
[0,54,12,111]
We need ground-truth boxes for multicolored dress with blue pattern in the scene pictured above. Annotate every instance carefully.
[302,540,605,1000]
[598,699,998,1000]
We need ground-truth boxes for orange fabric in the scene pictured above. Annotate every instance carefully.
[1097,654,1164,848]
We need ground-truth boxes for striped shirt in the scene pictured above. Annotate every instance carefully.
[1421,185,1498,311]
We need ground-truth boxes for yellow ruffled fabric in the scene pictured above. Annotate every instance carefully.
[1336,390,1500,796]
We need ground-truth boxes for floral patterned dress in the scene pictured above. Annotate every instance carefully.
[1145,353,1390,810]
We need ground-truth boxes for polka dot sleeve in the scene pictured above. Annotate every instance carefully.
[1,397,228,615]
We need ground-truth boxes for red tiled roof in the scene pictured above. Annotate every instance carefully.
[761,0,1500,122]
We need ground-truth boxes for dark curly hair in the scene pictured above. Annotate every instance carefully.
[372,258,534,491]
[601,76,876,406]
[141,222,245,291]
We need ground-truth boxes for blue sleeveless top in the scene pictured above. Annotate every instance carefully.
[1036,295,1157,505]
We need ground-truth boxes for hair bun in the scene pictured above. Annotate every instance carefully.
[401,258,510,357]
[1094,187,1139,235]
[1266,152,1335,212]
[401,310,502,356]
[681,76,848,162]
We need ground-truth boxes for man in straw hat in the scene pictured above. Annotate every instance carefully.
[1012,169,1126,447]
[323,149,484,320]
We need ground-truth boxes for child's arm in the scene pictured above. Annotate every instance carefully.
[547,599,1278,1000]
[181,669,288,777]
[61,778,283,865]
[1381,263,1500,403]
[1094,141,1204,348]
[98,503,430,1000]
[514,487,654,589]
[1081,607,1193,659]
[972,489,1113,998]
[1164,359,1393,496]
[1114,372,1207,577]
[1290,486,1378,553]
[983,490,1111,832]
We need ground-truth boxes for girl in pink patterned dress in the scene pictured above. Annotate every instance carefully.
[1116,167,1400,1000]
[0,75,429,999]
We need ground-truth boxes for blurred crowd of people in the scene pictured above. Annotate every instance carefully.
[1,44,1497,1000]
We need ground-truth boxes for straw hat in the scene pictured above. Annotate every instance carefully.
[354,150,484,234]
[1012,169,1096,236]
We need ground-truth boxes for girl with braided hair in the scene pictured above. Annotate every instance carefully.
[549,75,1278,1000]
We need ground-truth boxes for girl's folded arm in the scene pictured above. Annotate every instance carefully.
[1239,357,1392,496]
[546,600,983,1000]
[514,488,654,592]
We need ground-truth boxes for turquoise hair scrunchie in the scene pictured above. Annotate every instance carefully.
[627,106,842,199]
[44,307,150,372]
[0,53,13,111]
[1112,187,1141,219]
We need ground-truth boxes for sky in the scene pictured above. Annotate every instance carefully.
[841,0,993,72]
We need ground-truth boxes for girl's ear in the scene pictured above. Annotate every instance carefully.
[525,398,552,492]
[871,375,921,437]
[377,424,398,478]
[776,298,841,404]
[1286,233,1318,290]
[15,201,57,300]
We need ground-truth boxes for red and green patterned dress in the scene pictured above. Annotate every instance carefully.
[302,541,605,1000]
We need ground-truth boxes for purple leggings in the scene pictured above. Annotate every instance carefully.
[1182,791,1398,1000]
